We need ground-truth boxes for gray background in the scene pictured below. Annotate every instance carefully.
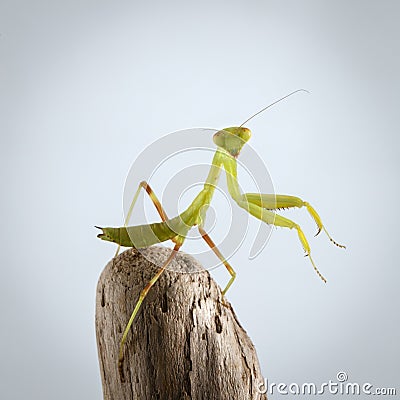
[1,1,399,399]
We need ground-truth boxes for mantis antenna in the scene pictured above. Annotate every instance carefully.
[239,89,310,127]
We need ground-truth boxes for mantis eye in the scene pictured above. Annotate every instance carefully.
[212,130,227,148]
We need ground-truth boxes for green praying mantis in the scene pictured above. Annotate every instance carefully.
[96,90,345,375]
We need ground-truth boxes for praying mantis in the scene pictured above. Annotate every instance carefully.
[96,90,345,375]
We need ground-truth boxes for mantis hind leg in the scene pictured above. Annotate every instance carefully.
[198,227,236,295]
[118,242,181,381]
[238,200,327,282]
[115,181,169,257]
[243,193,345,248]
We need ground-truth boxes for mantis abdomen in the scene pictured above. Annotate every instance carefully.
[97,215,189,248]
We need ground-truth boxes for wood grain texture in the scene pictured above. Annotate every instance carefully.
[96,246,267,400]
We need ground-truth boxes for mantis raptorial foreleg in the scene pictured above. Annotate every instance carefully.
[243,193,345,248]
[115,181,169,257]
[198,227,236,295]
[118,242,182,380]
[238,199,327,282]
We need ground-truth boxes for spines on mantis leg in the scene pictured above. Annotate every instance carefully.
[96,215,190,248]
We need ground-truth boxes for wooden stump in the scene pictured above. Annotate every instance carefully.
[96,246,267,400]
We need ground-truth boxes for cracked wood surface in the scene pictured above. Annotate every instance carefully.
[96,246,267,400]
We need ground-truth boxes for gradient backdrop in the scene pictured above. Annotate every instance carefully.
[1,1,399,399]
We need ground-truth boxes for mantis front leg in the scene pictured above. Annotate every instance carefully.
[223,157,345,282]
[243,193,345,248]
[238,198,328,282]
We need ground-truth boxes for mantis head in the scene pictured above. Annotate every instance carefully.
[213,127,251,157]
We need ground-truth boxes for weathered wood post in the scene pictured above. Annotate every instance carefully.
[96,246,267,400]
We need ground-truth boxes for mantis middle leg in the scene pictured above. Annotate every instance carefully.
[198,227,236,295]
